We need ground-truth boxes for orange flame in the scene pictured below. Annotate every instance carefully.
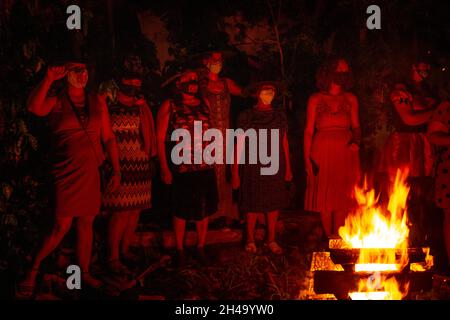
[340,169,411,300]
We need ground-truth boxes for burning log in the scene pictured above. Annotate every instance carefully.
[310,169,434,300]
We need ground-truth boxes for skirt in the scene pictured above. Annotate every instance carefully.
[171,169,219,221]
[305,129,360,215]
[378,132,434,178]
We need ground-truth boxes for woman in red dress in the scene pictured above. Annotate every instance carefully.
[17,59,121,297]
[304,58,361,237]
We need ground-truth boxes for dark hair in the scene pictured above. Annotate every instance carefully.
[315,58,354,92]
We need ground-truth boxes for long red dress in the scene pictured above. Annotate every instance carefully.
[47,92,106,217]
[304,96,360,216]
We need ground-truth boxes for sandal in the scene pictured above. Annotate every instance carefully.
[107,260,132,277]
[245,242,257,254]
[16,268,39,299]
[82,272,104,289]
[265,241,283,255]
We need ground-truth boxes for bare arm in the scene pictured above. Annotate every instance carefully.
[140,100,158,157]
[148,106,158,157]
[390,87,433,126]
[99,96,120,174]
[348,93,361,145]
[231,126,245,189]
[283,132,293,181]
[28,66,68,116]
[157,100,171,174]
[304,94,317,166]
[226,78,243,97]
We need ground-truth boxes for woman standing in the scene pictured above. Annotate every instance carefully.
[157,71,218,266]
[18,59,120,297]
[102,74,156,275]
[198,51,243,226]
[304,58,361,237]
[232,82,293,254]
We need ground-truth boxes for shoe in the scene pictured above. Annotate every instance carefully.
[265,241,283,255]
[245,242,257,254]
[82,272,104,289]
[15,269,39,299]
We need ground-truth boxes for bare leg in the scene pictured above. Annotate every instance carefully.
[76,216,96,273]
[266,210,283,254]
[266,210,279,243]
[24,217,73,285]
[108,212,129,261]
[246,212,258,244]
[121,210,140,256]
[173,216,186,251]
[444,209,450,270]
[195,217,209,248]
[77,215,103,287]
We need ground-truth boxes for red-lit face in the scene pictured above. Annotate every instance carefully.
[412,62,431,80]
[336,59,350,73]
[204,52,223,74]
[258,85,276,105]
[66,62,88,88]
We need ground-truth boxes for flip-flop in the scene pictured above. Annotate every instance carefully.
[107,260,132,277]
[82,272,104,290]
[265,241,283,255]
[15,269,39,299]
[245,242,257,254]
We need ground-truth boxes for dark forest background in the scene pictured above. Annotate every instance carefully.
[0,0,449,265]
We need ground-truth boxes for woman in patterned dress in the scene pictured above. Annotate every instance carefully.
[157,71,218,266]
[198,51,243,225]
[304,58,361,237]
[102,75,156,274]
[428,100,450,273]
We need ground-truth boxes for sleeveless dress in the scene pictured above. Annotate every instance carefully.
[304,95,360,216]
[200,78,240,220]
[236,107,289,213]
[102,101,152,212]
[47,92,105,217]
[168,99,218,221]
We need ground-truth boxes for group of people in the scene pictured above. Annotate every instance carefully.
[16,50,450,297]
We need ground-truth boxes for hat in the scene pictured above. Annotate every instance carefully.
[186,42,237,67]
[160,69,198,88]
[246,80,284,97]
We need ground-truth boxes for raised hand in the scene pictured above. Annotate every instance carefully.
[161,167,173,185]
[46,65,68,82]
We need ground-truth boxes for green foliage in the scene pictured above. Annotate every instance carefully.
[0,98,49,264]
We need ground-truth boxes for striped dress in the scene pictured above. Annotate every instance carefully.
[102,101,152,212]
